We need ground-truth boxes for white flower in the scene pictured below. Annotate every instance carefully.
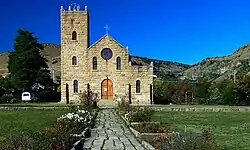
[57,109,92,124]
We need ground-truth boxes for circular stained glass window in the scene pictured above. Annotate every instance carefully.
[101,48,113,60]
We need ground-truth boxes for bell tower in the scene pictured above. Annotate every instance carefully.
[60,4,89,103]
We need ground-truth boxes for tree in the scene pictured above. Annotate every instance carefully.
[0,75,13,96]
[194,79,211,104]
[153,78,173,104]
[171,81,193,104]
[8,29,52,91]
[235,74,250,105]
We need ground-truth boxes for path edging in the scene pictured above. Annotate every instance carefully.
[119,112,155,150]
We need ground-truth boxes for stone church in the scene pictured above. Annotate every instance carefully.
[60,5,154,105]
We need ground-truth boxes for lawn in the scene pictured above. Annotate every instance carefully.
[152,111,250,150]
[0,109,70,141]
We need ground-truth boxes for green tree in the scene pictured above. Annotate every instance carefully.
[194,79,211,104]
[0,75,13,96]
[8,29,52,91]
[235,74,250,105]
[153,78,174,104]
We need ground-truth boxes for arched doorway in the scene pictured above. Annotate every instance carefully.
[101,79,113,100]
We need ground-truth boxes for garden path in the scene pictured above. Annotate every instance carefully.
[83,109,145,150]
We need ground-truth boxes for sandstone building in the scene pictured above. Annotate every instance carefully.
[60,5,154,105]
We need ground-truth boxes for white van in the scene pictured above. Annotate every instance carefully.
[21,92,38,101]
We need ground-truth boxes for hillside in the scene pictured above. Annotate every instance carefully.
[182,44,250,82]
[0,44,190,78]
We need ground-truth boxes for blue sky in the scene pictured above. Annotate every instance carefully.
[0,0,250,65]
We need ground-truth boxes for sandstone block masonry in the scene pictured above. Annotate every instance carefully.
[60,5,153,104]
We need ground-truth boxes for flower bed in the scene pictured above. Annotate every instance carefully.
[132,122,169,133]
[130,122,171,145]
[118,105,160,150]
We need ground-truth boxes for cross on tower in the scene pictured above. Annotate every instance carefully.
[104,24,111,35]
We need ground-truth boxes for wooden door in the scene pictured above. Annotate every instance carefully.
[101,79,113,100]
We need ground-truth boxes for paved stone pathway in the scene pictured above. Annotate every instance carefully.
[83,109,145,150]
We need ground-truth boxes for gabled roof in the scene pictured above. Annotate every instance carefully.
[88,34,126,49]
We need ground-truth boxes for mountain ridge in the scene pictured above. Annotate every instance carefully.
[0,44,191,78]
[182,44,250,81]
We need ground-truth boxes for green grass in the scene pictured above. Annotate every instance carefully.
[0,109,70,141]
[152,111,250,150]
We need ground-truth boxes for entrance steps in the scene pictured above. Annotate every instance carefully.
[98,100,117,108]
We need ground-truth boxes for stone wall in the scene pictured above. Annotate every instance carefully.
[132,105,250,112]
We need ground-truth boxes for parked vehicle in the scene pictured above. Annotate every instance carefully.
[21,92,38,102]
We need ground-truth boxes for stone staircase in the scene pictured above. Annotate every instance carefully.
[98,100,117,108]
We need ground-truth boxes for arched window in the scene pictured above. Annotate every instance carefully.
[73,80,78,93]
[116,56,121,70]
[136,80,140,93]
[93,57,97,70]
[72,31,77,40]
[72,56,77,65]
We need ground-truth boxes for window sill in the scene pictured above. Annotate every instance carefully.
[92,70,98,72]
[135,93,142,95]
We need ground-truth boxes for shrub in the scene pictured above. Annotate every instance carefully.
[153,128,221,150]
[127,107,155,122]
[117,95,133,113]
[79,89,100,109]
[1,133,35,150]
[133,123,170,133]
[9,97,21,104]
[0,94,14,103]
[39,123,78,149]
[57,110,92,134]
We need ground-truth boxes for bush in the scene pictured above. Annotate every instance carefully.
[79,89,100,109]
[153,128,221,150]
[0,94,14,103]
[1,133,36,150]
[57,110,92,134]
[127,107,155,122]
[133,123,170,133]
[117,96,133,113]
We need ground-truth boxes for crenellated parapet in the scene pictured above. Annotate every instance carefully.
[60,3,88,15]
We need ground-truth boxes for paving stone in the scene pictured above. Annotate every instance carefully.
[109,136,119,140]
[125,146,136,150]
[84,109,145,150]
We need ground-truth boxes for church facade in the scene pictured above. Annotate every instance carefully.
[60,5,154,105]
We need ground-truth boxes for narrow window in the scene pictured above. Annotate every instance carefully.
[136,80,140,93]
[72,31,77,40]
[116,57,121,70]
[72,56,77,65]
[93,57,97,70]
[73,80,78,93]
